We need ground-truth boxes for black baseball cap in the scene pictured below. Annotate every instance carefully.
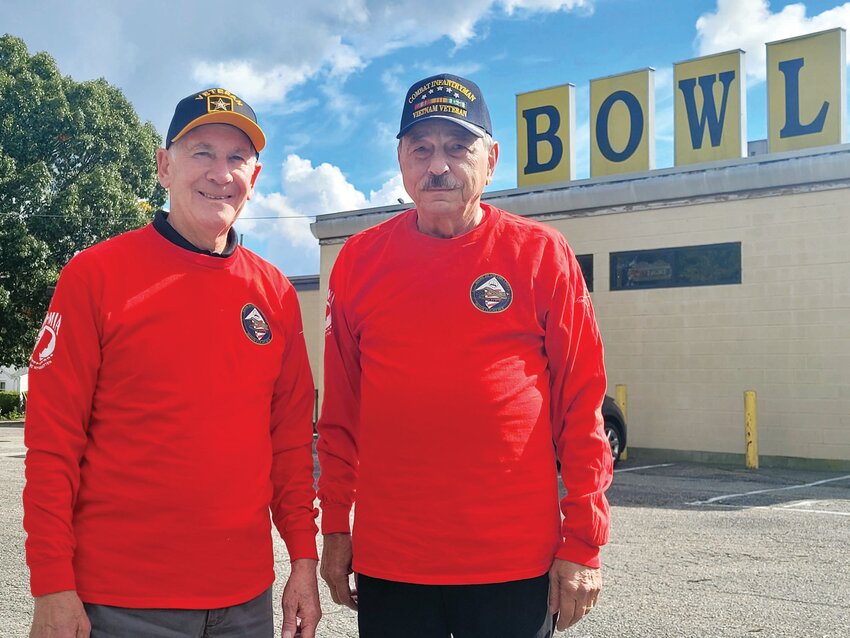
[166,88,266,152]
[397,73,492,139]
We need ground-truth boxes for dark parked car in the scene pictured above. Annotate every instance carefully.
[602,395,627,466]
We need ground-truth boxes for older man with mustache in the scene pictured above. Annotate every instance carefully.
[316,73,612,637]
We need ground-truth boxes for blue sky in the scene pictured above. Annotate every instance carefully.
[4,0,850,275]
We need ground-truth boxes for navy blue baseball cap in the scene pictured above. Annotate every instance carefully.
[166,88,265,152]
[397,73,492,139]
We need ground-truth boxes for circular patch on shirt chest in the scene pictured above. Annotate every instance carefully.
[470,273,513,313]
[241,304,273,344]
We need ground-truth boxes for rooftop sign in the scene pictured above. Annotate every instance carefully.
[517,28,846,187]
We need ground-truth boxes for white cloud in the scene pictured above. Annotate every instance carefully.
[317,80,372,133]
[237,155,407,253]
[654,67,674,95]
[501,0,593,14]
[2,0,595,133]
[326,41,367,79]
[238,193,316,250]
[382,61,484,94]
[192,61,314,105]
[235,192,317,274]
[380,65,408,98]
[280,133,314,155]
[368,174,410,206]
[281,154,409,213]
[696,0,850,82]
[653,68,675,149]
[282,155,370,215]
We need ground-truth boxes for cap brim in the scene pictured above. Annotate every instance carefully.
[170,112,266,152]
[397,115,486,139]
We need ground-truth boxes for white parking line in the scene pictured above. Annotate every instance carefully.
[697,502,850,517]
[780,507,850,516]
[779,500,821,509]
[615,463,674,473]
[686,474,850,505]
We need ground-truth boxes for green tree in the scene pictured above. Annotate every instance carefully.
[0,34,166,367]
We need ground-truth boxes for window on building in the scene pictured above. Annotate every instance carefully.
[575,254,594,292]
[0,382,6,391]
[610,242,741,291]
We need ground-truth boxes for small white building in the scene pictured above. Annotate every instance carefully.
[0,366,27,394]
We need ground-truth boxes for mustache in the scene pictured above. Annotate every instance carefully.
[422,174,461,190]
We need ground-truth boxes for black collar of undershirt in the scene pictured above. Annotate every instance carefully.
[153,210,237,257]
[152,211,238,258]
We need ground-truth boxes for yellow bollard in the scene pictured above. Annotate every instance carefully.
[744,390,759,470]
[615,384,628,461]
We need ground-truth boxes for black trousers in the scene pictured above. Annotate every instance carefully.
[357,573,554,638]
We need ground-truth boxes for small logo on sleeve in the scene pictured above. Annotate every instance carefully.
[30,312,63,369]
[470,273,513,313]
[324,290,335,336]
[241,304,272,345]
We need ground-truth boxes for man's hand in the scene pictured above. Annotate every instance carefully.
[548,559,602,631]
[282,558,321,638]
[319,533,357,610]
[29,590,90,638]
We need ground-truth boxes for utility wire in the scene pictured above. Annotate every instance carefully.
[0,211,317,220]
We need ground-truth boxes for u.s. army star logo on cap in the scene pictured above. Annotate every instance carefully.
[470,273,513,313]
[208,95,234,113]
[241,304,272,344]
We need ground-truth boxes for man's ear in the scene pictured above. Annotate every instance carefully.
[247,162,262,200]
[486,141,499,185]
[155,148,172,189]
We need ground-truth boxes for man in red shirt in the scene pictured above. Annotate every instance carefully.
[24,89,321,638]
[317,73,613,637]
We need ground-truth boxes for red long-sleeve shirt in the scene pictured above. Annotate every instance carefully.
[317,204,612,585]
[23,223,318,608]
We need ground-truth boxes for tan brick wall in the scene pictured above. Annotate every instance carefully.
[295,286,323,391]
[306,243,344,405]
[547,188,850,461]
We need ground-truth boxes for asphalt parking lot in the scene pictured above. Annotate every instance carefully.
[2,422,848,637]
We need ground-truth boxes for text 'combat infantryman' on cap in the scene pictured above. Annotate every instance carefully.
[397,73,492,139]
[166,88,266,153]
